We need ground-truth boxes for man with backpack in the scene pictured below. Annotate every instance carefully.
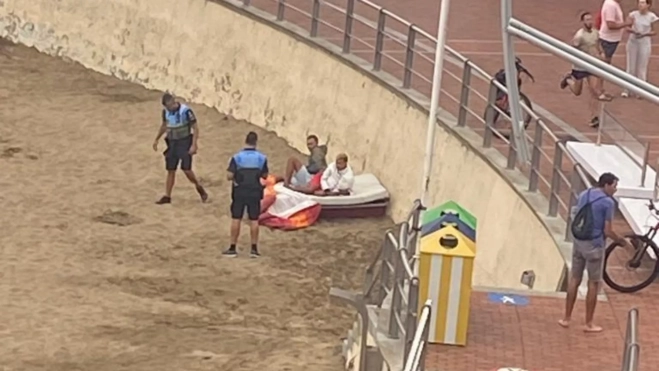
[559,172,629,333]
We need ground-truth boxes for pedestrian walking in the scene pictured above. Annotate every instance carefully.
[152,93,208,204]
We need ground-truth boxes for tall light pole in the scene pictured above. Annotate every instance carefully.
[418,0,451,253]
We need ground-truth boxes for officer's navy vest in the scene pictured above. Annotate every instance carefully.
[232,149,267,194]
[164,104,192,140]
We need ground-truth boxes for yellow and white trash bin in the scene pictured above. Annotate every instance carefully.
[417,224,476,346]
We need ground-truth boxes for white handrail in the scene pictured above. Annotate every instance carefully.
[403,300,432,371]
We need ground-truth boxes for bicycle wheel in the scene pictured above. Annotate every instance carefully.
[603,234,659,293]
[520,93,533,129]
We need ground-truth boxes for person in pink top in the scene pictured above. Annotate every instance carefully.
[600,0,635,63]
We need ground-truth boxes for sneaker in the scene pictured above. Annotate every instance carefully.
[589,116,600,129]
[222,248,237,258]
[196,185,208,203]
[621,91,629,98]
[250,248,261,258]
[156,196,171,205]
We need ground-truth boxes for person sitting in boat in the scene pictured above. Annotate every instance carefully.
[316,153,354,196]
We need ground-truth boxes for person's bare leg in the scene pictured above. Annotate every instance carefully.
[249,220,259,245]
[290,184,315,194]
[230,219,241,245]
[559,275,581,328]
[284,157,302,186]
[584,280,603,332]
[183,170,208,202]
[165,171,176,197]
[567,78,583,96]
[183,169,200,186]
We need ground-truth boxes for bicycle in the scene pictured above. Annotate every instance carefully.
[483,57,535,139]
[603,200,659,293]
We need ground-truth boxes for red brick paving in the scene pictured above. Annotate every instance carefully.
[426,292,625,371]
[235,0,659,369]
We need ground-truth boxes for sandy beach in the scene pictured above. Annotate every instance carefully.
[0,40,392,371]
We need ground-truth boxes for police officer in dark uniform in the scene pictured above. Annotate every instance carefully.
[224,131,269,258]
[152,93,208,204]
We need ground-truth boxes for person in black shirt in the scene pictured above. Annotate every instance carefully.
[152,93,208,204]
[223,131,269,258]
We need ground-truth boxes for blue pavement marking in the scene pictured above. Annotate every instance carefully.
[487,292,530,306]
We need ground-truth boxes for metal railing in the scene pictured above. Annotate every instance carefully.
[621,308,640,371]
[598,105,651,188]
[238,0,593,226]
[332,200,424,370]
[403,300,431,371]
[365,200,423,364]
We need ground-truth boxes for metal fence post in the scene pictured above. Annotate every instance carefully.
[457,60,472,127]
[343,0,355,53]
[528,119,543,192]
[403,26,417,89]
[507,139,517,169]
[548,141,564,217]
[483,81,498,148]
[627,344,640,371]
[403,277,420,367]
[373,10,386,71]
[622,308,639,371]
[276,0,286,21]
[418,307,430,371]
[378,236,392,305]
[388,248,403,339]
[310,0,320,37]
[565,168,580,241]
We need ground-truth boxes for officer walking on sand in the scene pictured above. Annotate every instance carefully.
[152,93,208,204]
[224,131,269,258]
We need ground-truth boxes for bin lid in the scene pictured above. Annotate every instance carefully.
[420,225,476,258]
[421,214,476,242]
[422,200,477,230]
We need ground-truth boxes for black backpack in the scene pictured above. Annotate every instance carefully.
[571,189,607,241]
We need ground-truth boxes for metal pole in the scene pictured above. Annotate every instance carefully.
[343,0,355,53]
[310,0,320,37]
[597,102,604,146]
[418,0,451,256]
[656,157,659,201]
[641,143,650,187]
[501,0,530,164]
[276,0,285,21]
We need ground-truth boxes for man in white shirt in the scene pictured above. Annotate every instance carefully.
[318,153,354,196]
